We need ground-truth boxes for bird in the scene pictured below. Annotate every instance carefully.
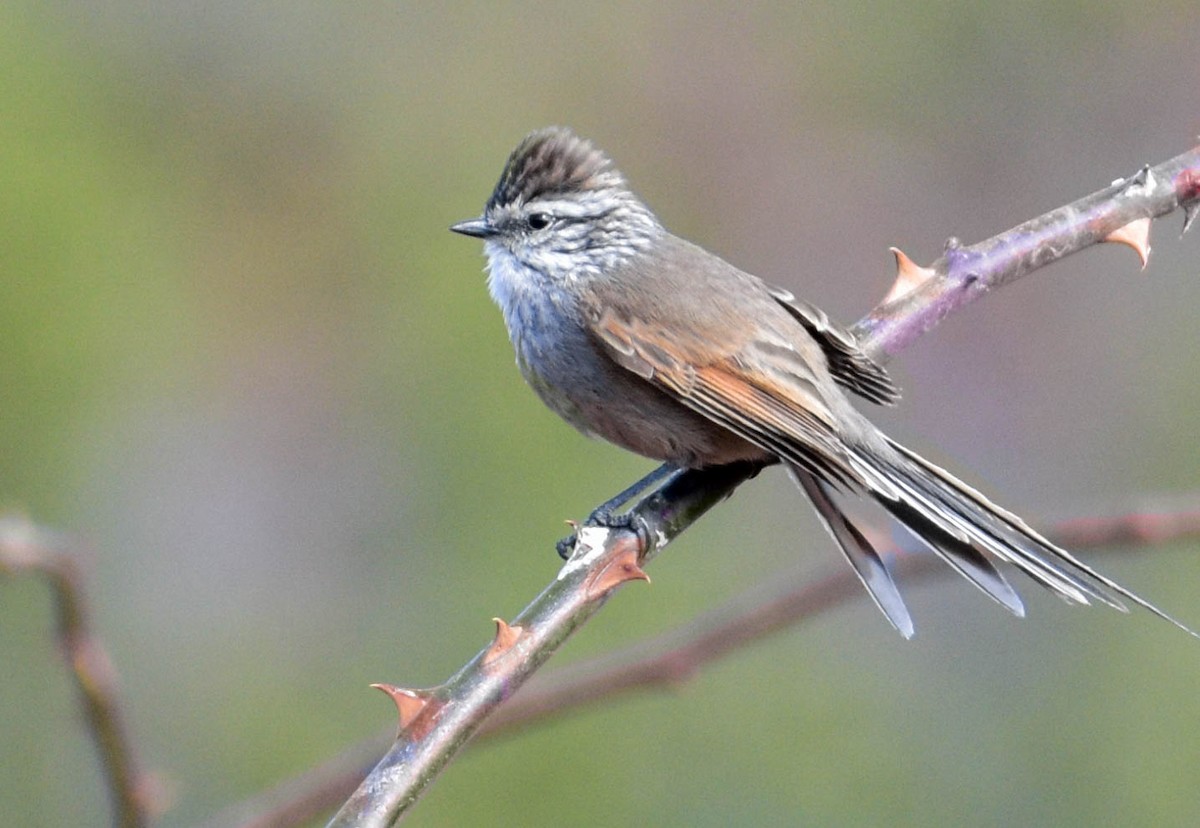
[451,126,1192,638]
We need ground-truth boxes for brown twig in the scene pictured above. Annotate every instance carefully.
[0,516,155,828]
[316,146,1198,827]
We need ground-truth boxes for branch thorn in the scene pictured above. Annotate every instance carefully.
[584,543,650,600]
[370,684,431,731]
[884,247,936,304]
[1102,217,1151,269]
[483,617,525,665]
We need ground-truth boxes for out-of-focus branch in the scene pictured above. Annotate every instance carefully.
[0,516,155,828]
[322,145,1199,827]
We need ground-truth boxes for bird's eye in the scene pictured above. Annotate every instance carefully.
[527,212,552,230]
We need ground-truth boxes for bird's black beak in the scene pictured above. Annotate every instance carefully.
[450,217,494,239]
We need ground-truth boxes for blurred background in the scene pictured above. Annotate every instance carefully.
[3,2,1199,825]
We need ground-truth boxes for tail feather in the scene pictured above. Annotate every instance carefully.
[852,436,1198,638]
[791,465,915,638]
[882,440,1127,608]
[865,449,1116,608]
[878,496,1025,617]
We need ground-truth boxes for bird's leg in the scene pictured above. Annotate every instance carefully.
[585,463,681,525]
[556,463,681,559]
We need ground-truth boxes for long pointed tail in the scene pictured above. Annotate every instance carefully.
[835,437,1197,637]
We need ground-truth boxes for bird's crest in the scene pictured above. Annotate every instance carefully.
[487,127,624,210]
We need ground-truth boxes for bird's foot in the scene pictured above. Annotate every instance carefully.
[556,509,643,560]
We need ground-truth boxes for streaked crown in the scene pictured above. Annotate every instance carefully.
[487,128,623,210]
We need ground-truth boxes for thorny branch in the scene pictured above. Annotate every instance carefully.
[858,148,1200,358]
[222,497,1200,828]
[324,144,1200,828]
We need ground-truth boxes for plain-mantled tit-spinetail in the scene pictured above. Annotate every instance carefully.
[451,127,1192,639]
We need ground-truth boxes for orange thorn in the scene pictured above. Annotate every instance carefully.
[885,247,936,303]
[1103,217,1151,269]
[371,684,430,730]
[483,617,525,665]
[584,543,650,600]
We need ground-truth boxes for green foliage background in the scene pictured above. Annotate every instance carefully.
[2,3,1199,825]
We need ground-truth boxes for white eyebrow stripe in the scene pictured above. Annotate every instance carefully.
[528,190,622,219]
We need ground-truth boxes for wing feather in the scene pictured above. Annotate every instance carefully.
[592,309,863,489]
[768,285,900,406]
